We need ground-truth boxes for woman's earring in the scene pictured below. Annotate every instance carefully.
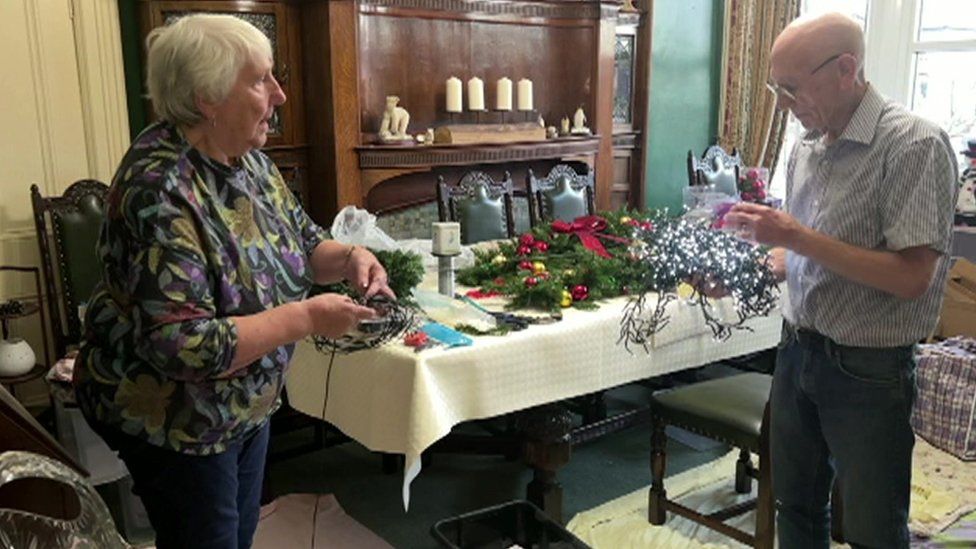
[210,117,216,128]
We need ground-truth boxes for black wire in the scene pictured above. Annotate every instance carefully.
[310,344,338,549]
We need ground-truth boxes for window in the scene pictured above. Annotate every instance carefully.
[770,0,868,198]
[911,1,976,152]
[770,1,976,199]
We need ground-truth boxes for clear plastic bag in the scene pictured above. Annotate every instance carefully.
[413,289,496,331]
[0,450,129,548]
[329,206,399,251]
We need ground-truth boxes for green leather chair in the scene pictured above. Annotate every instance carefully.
[526,165,595,227]
[30,181,108,359]
[648,372,774,548]
[436,171,516,244]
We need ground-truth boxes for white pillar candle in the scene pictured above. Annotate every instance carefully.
[517,78,534,111]
[467,77,485,111]
[496,77,513,111]
[432,221,461,256]
[446,76,463,113]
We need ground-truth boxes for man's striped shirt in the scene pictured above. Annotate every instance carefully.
[783,84,958,347]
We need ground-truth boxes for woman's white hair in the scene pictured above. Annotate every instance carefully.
[146,14,273,126]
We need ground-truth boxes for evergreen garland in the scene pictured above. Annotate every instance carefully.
[311,248,425,305]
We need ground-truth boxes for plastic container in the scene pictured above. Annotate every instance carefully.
[431,500,590,549]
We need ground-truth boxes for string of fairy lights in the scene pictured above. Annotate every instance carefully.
[619,216,779,350]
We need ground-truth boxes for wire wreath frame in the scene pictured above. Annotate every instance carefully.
[311,295,418,354]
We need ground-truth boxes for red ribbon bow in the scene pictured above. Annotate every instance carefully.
[551,215,629,259]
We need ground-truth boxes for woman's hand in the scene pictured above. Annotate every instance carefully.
[303,293,378,339]
[344,246,397,299]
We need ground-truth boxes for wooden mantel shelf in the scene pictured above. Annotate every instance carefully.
[355,136,601,170]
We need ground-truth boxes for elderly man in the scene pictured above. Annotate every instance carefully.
[725,12,957,549]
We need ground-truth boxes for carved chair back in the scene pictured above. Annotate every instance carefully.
[30,180,109,358]
[687,145,742,196]
[526,165,595,227]
[436,171,516,244]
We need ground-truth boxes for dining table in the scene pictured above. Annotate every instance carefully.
[284,264,784,521]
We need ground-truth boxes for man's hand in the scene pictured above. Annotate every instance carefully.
[724,202,805,248]
[688,275,730,299]
[767,247,786,282]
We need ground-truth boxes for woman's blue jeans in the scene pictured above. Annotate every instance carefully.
[96,422,270,549]
[771,324,916,549]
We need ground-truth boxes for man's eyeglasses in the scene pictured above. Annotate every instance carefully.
[766,53,845,102]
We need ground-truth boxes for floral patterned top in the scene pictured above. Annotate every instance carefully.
[75,121,326,455]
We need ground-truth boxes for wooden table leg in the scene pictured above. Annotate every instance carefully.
[648,420,667,525]
[518,404,573,524]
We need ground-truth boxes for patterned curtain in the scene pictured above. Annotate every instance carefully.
[718,0,801,172]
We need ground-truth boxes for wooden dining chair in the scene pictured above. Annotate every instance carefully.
[526,165,595,227]
[436,171,516,244]
[648,372,774,548]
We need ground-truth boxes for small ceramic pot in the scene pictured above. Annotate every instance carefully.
[0,338,36,377]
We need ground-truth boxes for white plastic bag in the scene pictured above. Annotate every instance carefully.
[329,206,399,251]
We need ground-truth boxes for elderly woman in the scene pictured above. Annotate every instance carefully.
[74,14,390,549]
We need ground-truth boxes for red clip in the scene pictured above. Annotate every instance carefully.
[404,331,429,348]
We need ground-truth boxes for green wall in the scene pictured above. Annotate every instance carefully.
[118,0,147,139]
[644,0,724,212]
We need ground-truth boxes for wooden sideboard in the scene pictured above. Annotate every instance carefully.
[132,0,651,223]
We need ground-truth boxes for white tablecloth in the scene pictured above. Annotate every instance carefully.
[285,293,782,509]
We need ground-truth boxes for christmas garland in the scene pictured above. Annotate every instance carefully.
[310,248,425,305]
[457,212,660,312]
[456,211,779,344]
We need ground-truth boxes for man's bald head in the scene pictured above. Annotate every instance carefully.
[772,12,865,76]
[768,12,869,139]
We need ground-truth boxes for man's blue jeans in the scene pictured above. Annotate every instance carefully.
[772,324,916,549]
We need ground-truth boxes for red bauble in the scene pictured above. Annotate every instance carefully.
[519,233,536,246]
[518,260,534,271]
[533,240,550,252]
[571,284,589,301]
[517,245,533,256]
[537,271,551,280]
[493,277,506,286]
[525,276,539,287]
